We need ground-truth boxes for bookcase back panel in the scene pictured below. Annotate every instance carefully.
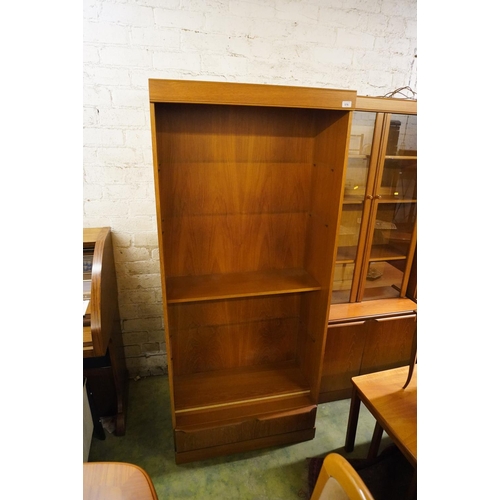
[171,317,299,375]
[155,104,317,163]
[163,162,312,216]
[169,294,301,376]
[168,294,301,330]
[164,213,309,276]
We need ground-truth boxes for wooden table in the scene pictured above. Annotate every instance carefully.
[345,365,417,468]
[83,462,158,500]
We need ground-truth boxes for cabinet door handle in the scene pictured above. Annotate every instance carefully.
[375,195,382,199]
[372,314,416,323]
[366,195,373,200]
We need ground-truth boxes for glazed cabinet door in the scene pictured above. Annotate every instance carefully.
[332,111,379,304]
[358,113,417,302]
[331,107,417,305]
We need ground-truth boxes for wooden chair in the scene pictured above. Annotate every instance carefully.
[403,324,417,389]
[310,453,374,500]
[83,462,158,500]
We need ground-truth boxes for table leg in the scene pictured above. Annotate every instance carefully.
[345,387,361,452]
[408,467,417,500]
[367,421,384,460]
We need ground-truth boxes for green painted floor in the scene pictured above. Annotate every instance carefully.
[88,375,387,499]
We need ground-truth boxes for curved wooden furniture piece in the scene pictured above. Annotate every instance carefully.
[83,228,128,436]
[309,453,374,500]
[83,462,158,500]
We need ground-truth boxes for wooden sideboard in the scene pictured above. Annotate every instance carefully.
[83,227,128,436]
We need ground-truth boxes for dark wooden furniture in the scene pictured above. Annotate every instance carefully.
[320,96,417,402]
[149,79,357,463]
[83,227,128,436]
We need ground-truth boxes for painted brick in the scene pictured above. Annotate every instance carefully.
[131,26,180,48]
[153,8,204,30]
[122,331,150,345]
[274,1,319,22]
[229,0,275,19]
[84,45,100,64]
[97,146,144,165]
[111,89,149,109]
[124,345,143,357]
[124,259,161,275]
[100,3,154,27]
[84,66,132,86]
[120,273,162,290]
[310,46,354,67]
[83,86,112,107]
[336,29,375,50]
[123,317,163,333]
[84,165,127,184]
[143,342,160,353]
[152,50,201,71]
[84,128,124,147]
[201,53,248,76]
[100,46,152,68]
[105,183,149,200]
[133,232,159,247]
[83,20,130,44]
[346,0,382,15]
[120,289,158,304]
[97,108,146,128]
[114,246,151,263]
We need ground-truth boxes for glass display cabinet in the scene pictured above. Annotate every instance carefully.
[333,107,417,304]
[320,97,418,403]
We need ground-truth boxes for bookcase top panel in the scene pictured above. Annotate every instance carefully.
[149,79,357,110]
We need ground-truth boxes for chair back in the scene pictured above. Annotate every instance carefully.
[309,453,374,500]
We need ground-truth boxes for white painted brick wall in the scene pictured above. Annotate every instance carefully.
[83,0,417,378]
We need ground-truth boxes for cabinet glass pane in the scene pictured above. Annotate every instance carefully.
[332,205,363,304]
[380,114,417,201]
[344,112,376,201]
[363,201,416,300]
[332,112,376,305]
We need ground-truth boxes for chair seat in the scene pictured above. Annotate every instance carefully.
[83,462,158,500]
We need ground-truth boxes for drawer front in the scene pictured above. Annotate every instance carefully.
[175,405,317,452]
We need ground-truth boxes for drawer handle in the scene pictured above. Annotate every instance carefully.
[257,405,316,421]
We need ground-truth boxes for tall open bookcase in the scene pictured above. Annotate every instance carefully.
[149,79,356,463]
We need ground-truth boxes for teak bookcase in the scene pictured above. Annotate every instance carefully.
[149,79,356,463]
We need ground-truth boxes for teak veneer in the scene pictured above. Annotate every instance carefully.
[83,227,128,435]
[149,79,356,463]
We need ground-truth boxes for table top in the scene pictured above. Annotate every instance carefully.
[352,365,417,466]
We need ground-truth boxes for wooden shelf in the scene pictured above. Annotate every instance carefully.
[173,362,311,414]
[369,244,408,261]
[342,195,365,204]
[385,155,417,161]
[166,268,321,303]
